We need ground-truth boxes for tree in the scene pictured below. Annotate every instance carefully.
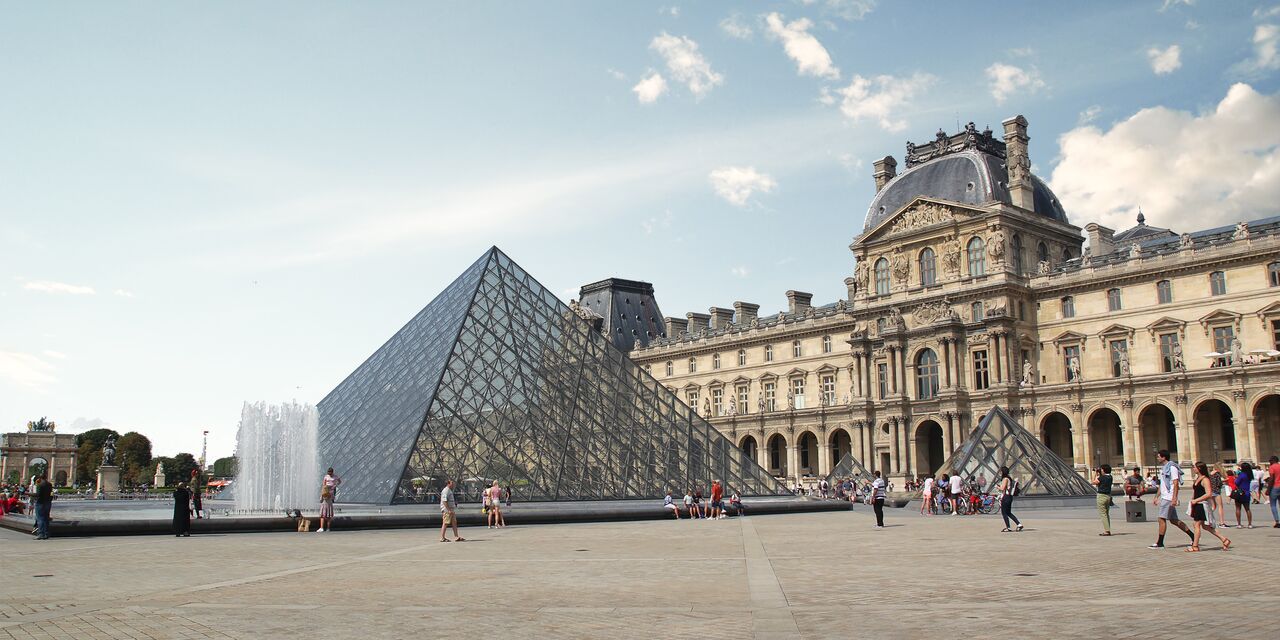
[75,428,120,484]
[116,432,153,486]
[167,453,200,486]
[212,456,238,478]
[151,456,174,486]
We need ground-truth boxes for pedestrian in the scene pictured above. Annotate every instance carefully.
[997,466,1023,532]
[949,471,963,515]
[1252,463,1264,504]
[710,480,723,519]
[1187,462,1231,552]
[1093,464,1113,536]
[172,482,192,537]
[1124,467,1143,501]
[323,468,341,503]
[729,491,744,516]
[920,475,934,515]
[870,470,886,529]
[32,475,52,540]
[1233,462,1254,529]
[693,485,705,519]
[663,490,680,519]
[682,489,695,519]
[316,485,334,532]
[1267,455,1280,528]
[439,479,464,542]
[1149,449,1194,549]
[487,481,505,528]
[192,484,204,520]
[1210,462,1228,527]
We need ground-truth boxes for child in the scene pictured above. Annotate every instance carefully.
[318,487,334,532]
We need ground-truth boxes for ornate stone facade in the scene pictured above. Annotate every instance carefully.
[1,420,78,486]
[629,115,1280,488]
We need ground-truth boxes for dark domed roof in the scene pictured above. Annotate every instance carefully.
[863,150,1069,231]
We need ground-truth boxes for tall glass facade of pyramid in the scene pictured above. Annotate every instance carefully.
[317,247,788,504]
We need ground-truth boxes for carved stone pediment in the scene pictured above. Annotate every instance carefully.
[885,201,961,237]
[912,298,958,326]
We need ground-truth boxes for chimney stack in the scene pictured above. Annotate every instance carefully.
[1001,115,1033,210]
[733,301,759,325]
[872,156,898,193]
[786,290,813,315]
[1084,223,1116,257]
[708,307,734,330]
[685,312,711,333]
[664,317,688,338]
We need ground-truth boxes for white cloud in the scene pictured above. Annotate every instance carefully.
[764,13,840,80]
[1049,83,1280,233]
[817,86,835,106]
[812,0,877,22]
[720,14,753,40]
[1007,47,1035,57]
[23,280,95,295]
[1245,23,1280,73]
[835,73,936,132]
[985,63,1045,105]
[1077,105,1103,125]
[1255,5,1280,19]
[113,288,136,298]
[660,6,680,17]
[41,350,67,360]
[632,72,669,104]
[730,266,750,278]
[1185,19,1200,30]
[1147,44,1182,75]
[709,166,777,207]
[650,32,724,99]
[606,68,627,80]
[0,349,58,389]
[1160,0,1194,10]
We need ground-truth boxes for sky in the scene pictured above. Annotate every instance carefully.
[3,1,1279,462]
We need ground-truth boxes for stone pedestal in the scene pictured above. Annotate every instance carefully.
[153,468,165,488]
[96,465,122,495]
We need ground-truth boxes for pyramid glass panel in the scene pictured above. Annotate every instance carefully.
[938,406,1093,496]
[824,453,874,488]
[318,247,787,504]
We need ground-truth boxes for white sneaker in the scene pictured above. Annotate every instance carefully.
[317,528,324,532]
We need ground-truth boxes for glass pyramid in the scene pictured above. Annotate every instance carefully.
[318,247,788,504]
[938,406,1093,496]
[824,453,874,488]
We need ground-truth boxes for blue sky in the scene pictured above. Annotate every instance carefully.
[3,1,1278,460]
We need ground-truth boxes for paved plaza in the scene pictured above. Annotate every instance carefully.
[2,504,1277,639]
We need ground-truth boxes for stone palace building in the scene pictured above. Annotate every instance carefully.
[618,115,1280,487]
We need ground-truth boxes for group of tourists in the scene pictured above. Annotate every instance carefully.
[661,480,743,519]
[917,473,984,516]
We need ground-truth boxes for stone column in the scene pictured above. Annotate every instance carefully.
[1121,399,1137,469]
[1174,395,1193,466]
[1132,414,1147,473]
[995,334,1005,383]
[942,339,953,389]
[1,455,7,483]
[1233,390,1255,463]
[756,436,768,470]
[942,412,954,456]
[69,455,77,486]
[786,441,798,483]
[895,417,907,475]
[818,442,831,477]
[1070,404,1087,469]
[48,455,57,486]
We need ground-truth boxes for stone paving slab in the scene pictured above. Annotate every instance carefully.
[1,506,1277,639]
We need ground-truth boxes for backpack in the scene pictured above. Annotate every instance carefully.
[1012,479,1021,497]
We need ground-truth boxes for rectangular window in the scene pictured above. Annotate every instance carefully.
[764,382,776,411]
[686,390,699,410]
[1210,271,1227,296]
[821,374,836,406]
[877,363,888,399]
[1157,280,1172,305]
[1063,345,1081,381]
[737,385,750,414]
[791,378,806,409]
[1159,333,1180,373]
[1107,288,1122,311]
[1018,301,1026,320]
[972,301,984,322]
[1109,340,1128,377]
[711,388,723,417]
[1061,297,1075,318]
[764,346,773,362]
[1212,326,1235,356]
[1273,320,1280,351]
[973,350,990,390]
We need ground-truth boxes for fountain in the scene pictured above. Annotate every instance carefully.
[234,401,320,512]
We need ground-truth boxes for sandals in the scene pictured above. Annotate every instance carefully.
[1099,532,1111,536]
[454,537,466,542]
[1222,539,1231,551]
[1185,545,1200,553]
[1000,528,1012,532]
[440,538,451,543]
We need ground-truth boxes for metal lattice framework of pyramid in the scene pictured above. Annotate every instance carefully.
[824,453,874,488]
[937,406,1093,497]
[317,247,789,504]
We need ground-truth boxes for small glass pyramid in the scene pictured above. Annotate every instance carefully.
[938,406,1093,496]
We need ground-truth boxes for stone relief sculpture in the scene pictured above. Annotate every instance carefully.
[1172,343,1185,371]
[1230,338,1244,365]
[786,391,795,410]
[842,392,851,405]
[1233,221,1250,240]
[853,260,869,294]
[987,229,1006,264]
[1068,356,1081,381]
[1180,233,1194,249]
[891,247,910,284]
[1081,248,1093,268]
[887,202,955,235]
[941,235,962,276]
[1130,242,1143,258]
[757,395,765,413]
[1021,361,1034,385]
[1036,260,1051,275]
[887,306,907,331]
[1118,349,1131,376]
[727,399,737,416]
[1007,147,1030,184]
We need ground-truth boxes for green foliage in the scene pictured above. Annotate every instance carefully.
[211,456,237,478]
[75,428,120,482]
[116,432,153,485]
[168,453,201,486]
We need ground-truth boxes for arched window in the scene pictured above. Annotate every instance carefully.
[919,247,937,286]
[1062,247,1076,261]
[1011,235,1024,274]
[712,353,721,370]
[737,349,746,366]
[792,340,802,358]
[971,301,984,322]
[874,258,891,295]
[1156,280,1172,304]
[1061,296,1075,318]
[916,349,939,400]
[1107,288,1122,311]
[967,237,986,276]
[764,345,773,362]
[1037,241,1049,266]
[1209,271,1227,296]
[822,335,832,353]
[665,361,673,377]
[687,357,697,373]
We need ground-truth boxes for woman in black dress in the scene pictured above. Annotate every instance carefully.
[1188,462,1230,552]
[173,482,192,537]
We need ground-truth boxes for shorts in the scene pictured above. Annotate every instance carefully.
[712,500,723,509]
[664,503,677,511]
[1156,499,1180,522]
[441,511,456,525]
